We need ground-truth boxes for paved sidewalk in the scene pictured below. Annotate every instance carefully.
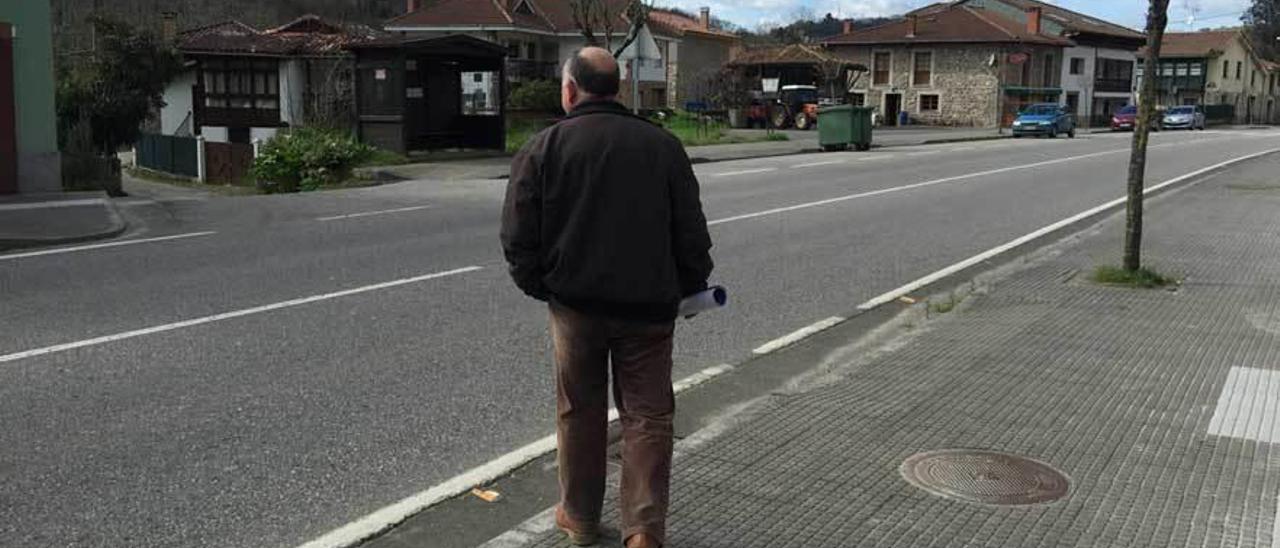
[481,152,1280,547]
[0,192,126,251]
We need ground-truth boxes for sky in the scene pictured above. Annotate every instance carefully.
[660,0,1254,33]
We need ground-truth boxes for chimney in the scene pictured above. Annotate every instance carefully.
[842,20,852,35]
[161,12,177,43]
[699,7,710,30]
[906,14,917,38]
[1026,7,1042,35]
[407,0,420,14]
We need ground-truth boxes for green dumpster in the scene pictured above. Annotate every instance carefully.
[818,105,873,151]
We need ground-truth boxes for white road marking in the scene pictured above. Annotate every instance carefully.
[951,146,976,151]
[753,317,845,355]
[708,148,1122,226]
[316,205,431,222]
[1207,367,1280,443]
[855,147,1280,311]
[712,167,776,178]
[791,160,845,168]
[0,198,104,211]
[0,266,482,365]
[0,231,216,262]
[293,363,736,548]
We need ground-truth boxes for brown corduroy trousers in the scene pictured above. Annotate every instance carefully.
[549,303,676,545]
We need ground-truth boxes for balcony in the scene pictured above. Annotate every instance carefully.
[507,59,557,81]
[1094,78,1132,93]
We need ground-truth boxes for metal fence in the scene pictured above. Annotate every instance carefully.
[136,133,199,178]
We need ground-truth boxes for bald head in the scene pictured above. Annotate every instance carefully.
[561,47,620,113]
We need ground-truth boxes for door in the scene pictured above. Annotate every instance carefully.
[0,23,16,195]
[1065,92,1080,117]
[884,93,902,126]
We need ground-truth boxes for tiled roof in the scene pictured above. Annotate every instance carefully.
[646,8,737,40]
[1141,29,1239,58]
[824,5,1071,46]
[178,15,381,56]
[992,0,1143,39]
[728,44,864,68]
[386,0,720,40]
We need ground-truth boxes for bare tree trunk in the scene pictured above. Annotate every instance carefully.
[1124,0,1170,272]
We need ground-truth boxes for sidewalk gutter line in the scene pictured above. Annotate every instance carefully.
[855,147,1280,311]
[293,364,736,548]
[0,198,105,211]
[0,230,207,262]
[0,266,482,364]
[0,197,131,253]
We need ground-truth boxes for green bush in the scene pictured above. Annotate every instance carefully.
[251,128,373,193]
[508,79,561,112]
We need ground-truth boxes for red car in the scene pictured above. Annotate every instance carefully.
[1110,105,1162,131]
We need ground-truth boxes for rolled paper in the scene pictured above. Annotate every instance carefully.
[679,286,728,318]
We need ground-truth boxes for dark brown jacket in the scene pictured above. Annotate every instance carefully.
[500,100,713,322]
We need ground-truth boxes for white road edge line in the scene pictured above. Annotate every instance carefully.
[293,363,736,548]
[712,167,776,178]
[704,136,1260,228]
[791,160,845,168]
[707,148,1121,226]
[752,317,846,355]
[855,147,1280,311]
[0,266,482,364]
[0,231,217,262]
[316,205,431,222]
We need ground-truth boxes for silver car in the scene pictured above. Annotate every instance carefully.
[1162,105,1206,130]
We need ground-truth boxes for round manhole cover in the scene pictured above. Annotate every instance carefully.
[900,449,1069,506]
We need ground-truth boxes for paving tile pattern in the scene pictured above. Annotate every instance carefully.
[511,155,1280,548]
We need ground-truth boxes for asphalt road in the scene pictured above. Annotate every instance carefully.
[3,129,1280,548]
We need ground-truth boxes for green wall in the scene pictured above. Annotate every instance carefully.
[1,0,60,192]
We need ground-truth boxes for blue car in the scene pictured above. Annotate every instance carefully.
[1011,103,1076,138]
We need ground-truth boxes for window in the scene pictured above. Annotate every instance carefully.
[201,59,279,110]
[513,0,534,15]
[460,71,500,115]
[873,52,891,86]
[849,92,865,106]
[506,41,521,59]
[1175,63,1188,76]
[1190,63,1202,76]
[912,51,932,86]
[1161,62,1174,76]
[1251,70,1257,87]
[1069,57,1084,75]
[1043,54,1055,87]
[1223,60,1229,78]
[919,93,939,112]
[1237,61,1242,79]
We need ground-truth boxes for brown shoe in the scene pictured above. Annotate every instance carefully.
[555,506,599,546]
[624,533,661,548]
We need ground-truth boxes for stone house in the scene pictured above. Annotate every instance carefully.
[1142,29,1279,124]
[383,0,738,109]
[823,2,1071,127]
[947,0,1145,126]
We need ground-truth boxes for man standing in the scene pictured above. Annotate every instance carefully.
[500,47,713,548]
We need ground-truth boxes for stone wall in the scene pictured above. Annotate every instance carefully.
[834,44,1002,127]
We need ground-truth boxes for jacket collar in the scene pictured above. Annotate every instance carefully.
[564,99,640,121]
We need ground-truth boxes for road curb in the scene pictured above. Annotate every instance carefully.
[332,146,1280,548]
[0,197,129,253]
